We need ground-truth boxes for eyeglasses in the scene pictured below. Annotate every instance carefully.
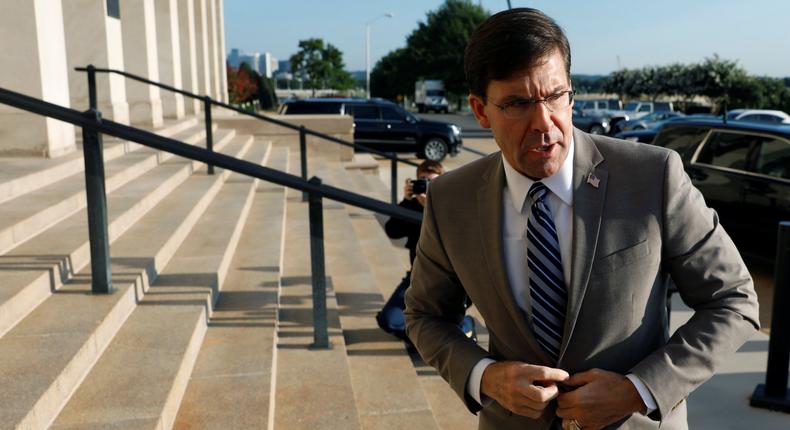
[490,90,576,118]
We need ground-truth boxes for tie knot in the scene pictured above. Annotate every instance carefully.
[528,182,548,205]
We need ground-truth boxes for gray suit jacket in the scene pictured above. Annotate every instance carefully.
[404,129,760,429]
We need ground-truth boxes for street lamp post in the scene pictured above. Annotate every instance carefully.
[366,13,393,99]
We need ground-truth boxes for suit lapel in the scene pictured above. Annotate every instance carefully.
[559,130,607,362]
[477,155,550,363]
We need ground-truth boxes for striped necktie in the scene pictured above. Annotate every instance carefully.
[526,182,567,362]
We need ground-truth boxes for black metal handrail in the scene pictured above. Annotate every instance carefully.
[75,65,419,204]
[0,85,421,349]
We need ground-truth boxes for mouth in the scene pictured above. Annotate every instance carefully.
[525,141,559,159]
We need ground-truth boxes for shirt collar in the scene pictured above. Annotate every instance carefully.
[502,137,574,213]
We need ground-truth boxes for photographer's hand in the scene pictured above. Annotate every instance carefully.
[404,178,414,200]
[415,192,427,207]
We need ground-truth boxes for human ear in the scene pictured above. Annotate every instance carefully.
[468,94,491,129]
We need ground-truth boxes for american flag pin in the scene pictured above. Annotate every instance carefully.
[587,173,600,188]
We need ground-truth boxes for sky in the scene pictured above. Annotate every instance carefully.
[223,0,790,78]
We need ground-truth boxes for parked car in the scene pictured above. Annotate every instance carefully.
[578,98,621,111]
[279,98,462,161]
[614,114,716,143]
[572,107,609,134]
[617,111,685,132]
[652,119,790,265]
[726,109,790,124]
[615,126,663,144]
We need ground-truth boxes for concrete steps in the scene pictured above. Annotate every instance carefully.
[326,160,485,430]
[306,159,439,429]
[0,130,237,341]
[49,141,271,429]
[271,146,361,430]
[0,133,250,430]
[0,118,198,206]
[173,145,289,429]
[0,123,224,256]
[0,126,487,429]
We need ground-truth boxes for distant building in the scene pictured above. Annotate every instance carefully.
[278,60,291,73]
[260,53,278,79]
[227,49,278,78]
[227,48,242,68]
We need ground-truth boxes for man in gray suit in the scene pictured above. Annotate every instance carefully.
[404,8,759,430]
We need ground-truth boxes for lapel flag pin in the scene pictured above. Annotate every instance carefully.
[587,173,600,188]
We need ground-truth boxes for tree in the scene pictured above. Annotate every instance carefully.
[289,38,354,93]
[371,0,489,104]
[227,62,258,104]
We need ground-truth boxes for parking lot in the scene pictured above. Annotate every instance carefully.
[375,114,778,333]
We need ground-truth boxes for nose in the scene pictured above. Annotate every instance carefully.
[526,101,553,134]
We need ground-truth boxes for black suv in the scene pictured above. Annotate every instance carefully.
[279,98,462,161]
[653,120,790,265]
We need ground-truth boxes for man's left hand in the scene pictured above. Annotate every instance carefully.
[556,369,645,430]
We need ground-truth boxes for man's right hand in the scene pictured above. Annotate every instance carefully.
[481,361,569,418]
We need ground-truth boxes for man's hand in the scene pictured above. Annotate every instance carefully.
[556,369,645,430]
[481,361,569,418]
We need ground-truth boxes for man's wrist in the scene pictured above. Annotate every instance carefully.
[624,374,656,415]
[467,358,496,405]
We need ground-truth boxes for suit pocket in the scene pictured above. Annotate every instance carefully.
[596,239,650,273]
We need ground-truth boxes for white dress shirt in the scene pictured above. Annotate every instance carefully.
[465,138,657,414]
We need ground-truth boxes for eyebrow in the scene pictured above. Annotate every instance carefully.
[501,86,567,102]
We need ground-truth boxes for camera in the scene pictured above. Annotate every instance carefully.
[411,178,428,194]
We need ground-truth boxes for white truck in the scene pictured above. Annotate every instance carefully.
[415,80,449,114]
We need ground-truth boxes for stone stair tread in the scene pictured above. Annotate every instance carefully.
[0,126,230,256]
[0,132,242,339]
[0,137,252,429]
[0,117,199,205]
[273,150,362,430]
[309,159,439,429]
[50,140,270,430]
[331,160,489,430]
[173,144,288,429]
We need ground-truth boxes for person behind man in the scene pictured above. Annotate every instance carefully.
[377,160,476,343]
[385,160,445,265]
[404,8,759,430]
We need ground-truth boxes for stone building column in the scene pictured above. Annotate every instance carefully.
[63,0,129,124]
[156,0,185,119]
[194,0,212,98]
[179,0,200,114]
[120,0,163,127]
[208,0,221,101]
[0,0,76,157]
[217,0,229,103]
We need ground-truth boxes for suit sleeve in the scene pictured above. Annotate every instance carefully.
[404,187,491,413]
[629,150,760,421]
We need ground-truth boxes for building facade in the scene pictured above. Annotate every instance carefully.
[0,0,229,158]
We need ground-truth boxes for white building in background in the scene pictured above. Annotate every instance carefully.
[0,0,228,158]
[261,53,278,79]
[227,49,278,78]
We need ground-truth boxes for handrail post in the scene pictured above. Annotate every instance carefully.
[390,153,398,205]
[751,221,790,412]
[300,126,308,201]
[87,65,97,110]
[308,177,330,349]
[82,109,113,294]
[203,96,215,175]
